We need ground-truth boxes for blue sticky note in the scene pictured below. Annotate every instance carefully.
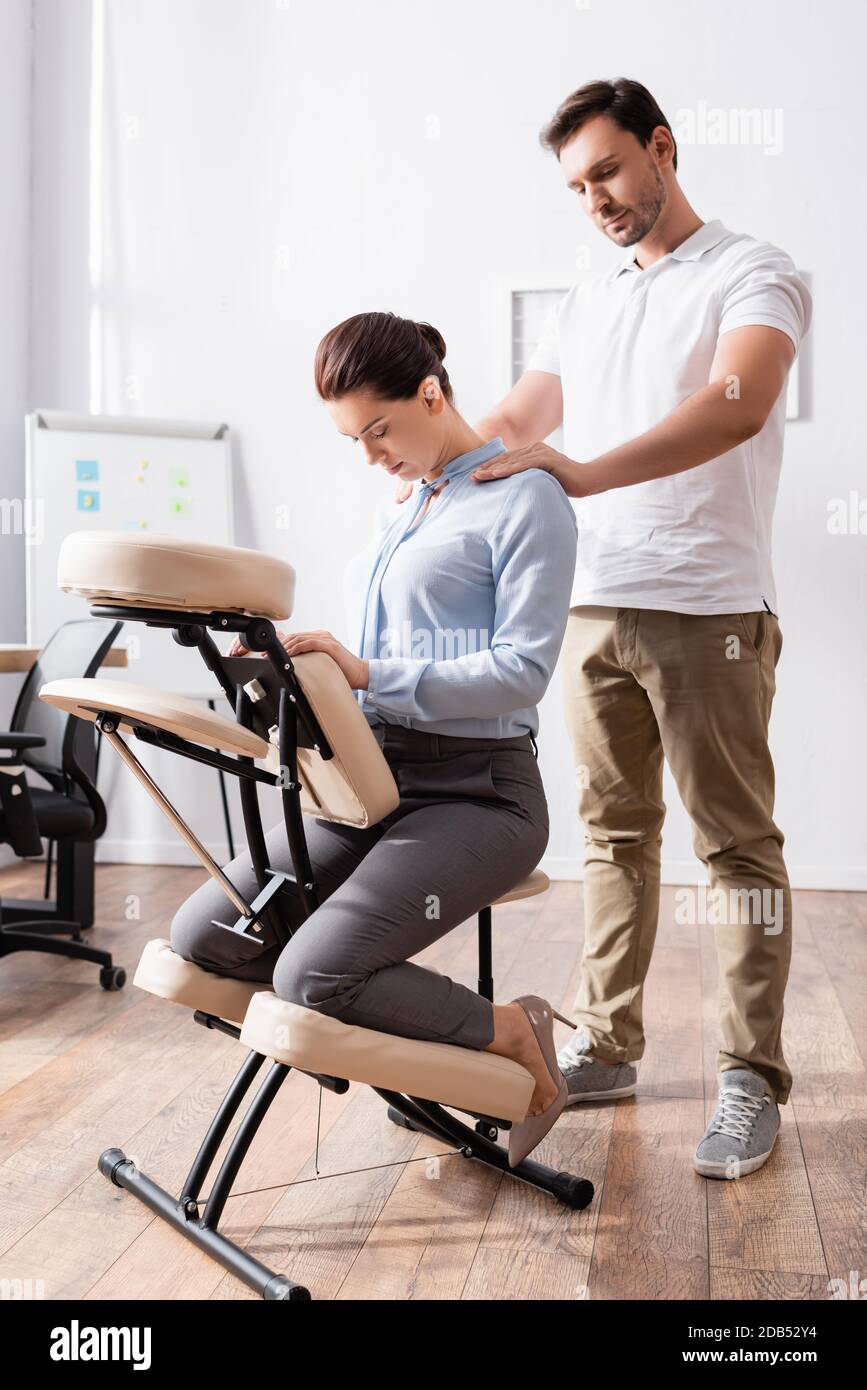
[77,490,100,512]
[76,460,99,481]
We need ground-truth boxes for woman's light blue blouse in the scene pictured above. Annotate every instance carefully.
[342,436,578,739]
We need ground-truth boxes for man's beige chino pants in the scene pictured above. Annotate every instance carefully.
[561,605,793,1103]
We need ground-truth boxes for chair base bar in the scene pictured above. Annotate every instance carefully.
[98,1148,310,1300]
[376,1088,595,1207]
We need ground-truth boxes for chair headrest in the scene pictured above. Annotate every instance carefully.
[57,530,295,620]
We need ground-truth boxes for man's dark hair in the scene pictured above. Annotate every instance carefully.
[540,77,678,171]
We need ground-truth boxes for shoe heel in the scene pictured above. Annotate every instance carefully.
[552,1009,577,1029]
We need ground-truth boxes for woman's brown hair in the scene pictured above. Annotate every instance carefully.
[314,311,454,405]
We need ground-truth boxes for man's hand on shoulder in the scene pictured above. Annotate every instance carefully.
[469,442,596,497]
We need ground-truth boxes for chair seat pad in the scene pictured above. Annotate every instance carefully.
[240,990,534,1123]
[133,938,270,1025]
[492,867,549,906]
[0,786,94,840]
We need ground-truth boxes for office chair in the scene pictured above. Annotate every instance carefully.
[0,617,126,989]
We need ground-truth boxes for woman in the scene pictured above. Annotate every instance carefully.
[170,311,578,1166]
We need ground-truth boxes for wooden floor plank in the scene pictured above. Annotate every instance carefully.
[791,1103,867,1281]
[800,892,867,1068]
[710,1268,837,1299]
[588,1096,710,1300]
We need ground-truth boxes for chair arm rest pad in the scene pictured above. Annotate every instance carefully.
[0,732,47,751]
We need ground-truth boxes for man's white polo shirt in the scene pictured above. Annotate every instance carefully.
[526,219,812,614]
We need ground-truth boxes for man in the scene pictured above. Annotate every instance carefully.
[468,78,811,1179]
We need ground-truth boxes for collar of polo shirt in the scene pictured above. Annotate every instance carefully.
[616,218,730,276]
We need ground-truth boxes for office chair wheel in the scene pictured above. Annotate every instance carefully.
[551,1173,594,1209]
[99,965,127,991]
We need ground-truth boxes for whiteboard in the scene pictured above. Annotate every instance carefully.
[25,410,234,696]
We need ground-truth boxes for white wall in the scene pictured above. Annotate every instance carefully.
[19,0,867,888]
[0,0,33,869]
[0,0,31,599]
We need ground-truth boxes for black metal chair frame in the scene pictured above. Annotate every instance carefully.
[84,601,593,1300]
[0,619,125,988]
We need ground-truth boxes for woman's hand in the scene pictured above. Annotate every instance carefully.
[226,630,368,689]
[470,442,596,497]
[279,631,369,689]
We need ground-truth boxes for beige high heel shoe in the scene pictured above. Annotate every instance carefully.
[507,995,577,1168]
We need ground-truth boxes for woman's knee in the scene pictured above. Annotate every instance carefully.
[169,901,219,967]
[169,885,247,972]
[272,938,362,1015]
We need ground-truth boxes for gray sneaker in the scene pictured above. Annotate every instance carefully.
[693,1068,780,1179]
[556,1028,638,1105]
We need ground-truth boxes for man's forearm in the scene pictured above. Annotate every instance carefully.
[563,381,763,496]
[475,410,528,450]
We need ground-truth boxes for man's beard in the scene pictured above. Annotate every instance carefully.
[611,169,667,246]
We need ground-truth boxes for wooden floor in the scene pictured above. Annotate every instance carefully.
[0,860,864,1301]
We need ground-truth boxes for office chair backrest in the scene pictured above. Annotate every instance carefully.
[11,618,123,790]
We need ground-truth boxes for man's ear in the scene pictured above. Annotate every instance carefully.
[650,124,676,170]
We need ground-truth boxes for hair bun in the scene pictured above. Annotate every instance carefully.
[314,310,455,407]
[415,321,447,362]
